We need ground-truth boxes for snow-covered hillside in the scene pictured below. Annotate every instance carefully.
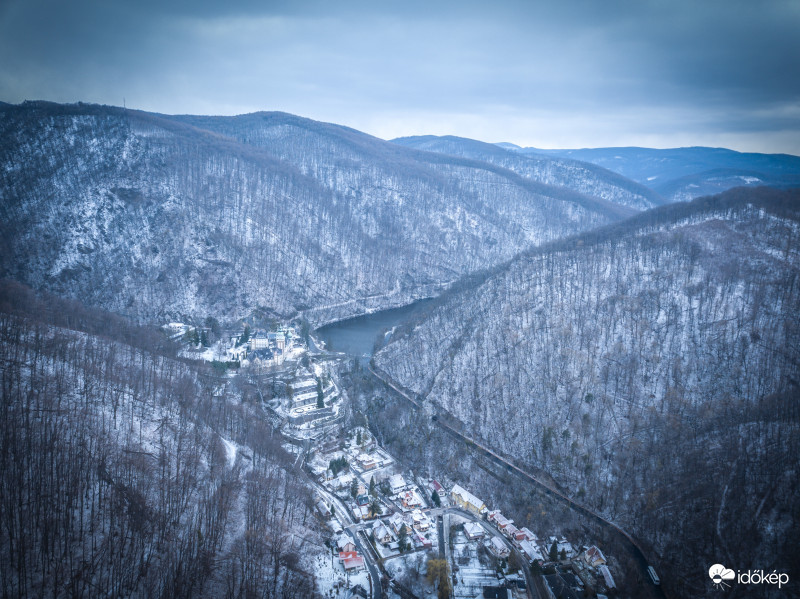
[374,187,800,596]
[0,285,323,598]
[393,135,666,210]
[1,102,637,326]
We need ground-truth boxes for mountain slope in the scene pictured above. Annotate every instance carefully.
[0,102,631,326]
[392,134,665,210]
[526,145,800,202]
[0,281,322,598]
[374,187,800,596]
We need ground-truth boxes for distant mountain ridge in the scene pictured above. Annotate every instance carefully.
[392,134,665,210]
[0,101,639,326]
[508,144,800,201]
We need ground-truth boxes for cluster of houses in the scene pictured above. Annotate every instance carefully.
[311,432,394,491]
[370,509,434,553]
[227,325,301,367]
[335,534,366,573]
[312,425,621,596]
[539,547,616,599]
[572,545,617,596]
[488,511,545,562]
[447,483,616,597]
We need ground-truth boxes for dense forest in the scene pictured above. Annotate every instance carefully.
[374,187,800,597]
[0,281,322,598]
[0,102,643,327]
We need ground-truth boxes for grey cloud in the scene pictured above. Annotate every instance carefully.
[0,0,798,153]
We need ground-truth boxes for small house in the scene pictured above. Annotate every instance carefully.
[489,536,510,558]
[584,545,607,567]
[337,534,356,554]
[389,512,412,536]
[414,532,432,549]
[389,474,407,495]
[401,490,422,509]
[340,552,365,572]
[431,479,446,498]
[373,521,393,545]
[357,454,378,471]
[315,500,331,519]
[517,527,537,543]
[411,509,430,531]
[464,522,485,540]
[502,523,519,539]
[520,540,544,563]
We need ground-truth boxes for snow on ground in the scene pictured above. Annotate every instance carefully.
[451,532,497,599]
[313,551,371,599]
[220,436,237,467]
[383,555,412,581]
[282,442,303,455]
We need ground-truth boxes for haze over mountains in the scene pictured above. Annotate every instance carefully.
[501,143,800,202]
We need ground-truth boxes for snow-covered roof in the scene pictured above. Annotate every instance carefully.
[451,484,484,510]
[293,378,317,389]
[464,522,484,538]
[518,527,536,542]
[295,389,317,400]
[389,512,411,532]
[411,509,429,525]
[557,538,575,556]
[337,534,355,551]
[342,554,365,570]
[333,472,354,486]
[599,565,616,589]
[489,511,512,528]
[520,540,544,562]
[414,532,431,546]
[373,522,391,539]
[585,545,606,565]
[490,536,509,556]
[401,490,422,505]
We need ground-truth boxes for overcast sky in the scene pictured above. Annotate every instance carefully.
[1,0,799,154]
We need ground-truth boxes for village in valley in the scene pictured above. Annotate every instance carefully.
[167,320,624,599]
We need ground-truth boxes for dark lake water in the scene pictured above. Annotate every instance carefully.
[314,299,434,362]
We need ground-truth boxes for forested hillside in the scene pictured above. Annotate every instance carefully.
[374,187,800,596]
[0,281,322,598]
[0,102,637,326]
[392,135,665,210]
